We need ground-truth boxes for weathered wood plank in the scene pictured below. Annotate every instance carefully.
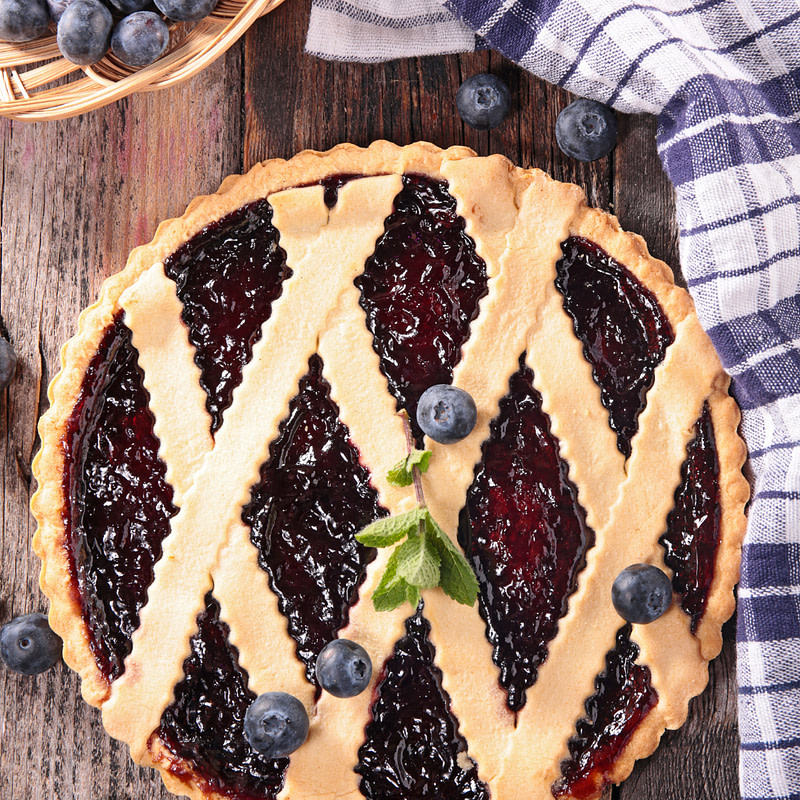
[0,47,243,800]
[614,112,682,282]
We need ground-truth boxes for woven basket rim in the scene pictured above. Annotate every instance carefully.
[0,0,285,122]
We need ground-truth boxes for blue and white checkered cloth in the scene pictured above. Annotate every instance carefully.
[307,2,800,798]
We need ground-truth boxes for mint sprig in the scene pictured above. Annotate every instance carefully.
[387,449,432,487]
[355,412,479,612]
[356,507,428,547]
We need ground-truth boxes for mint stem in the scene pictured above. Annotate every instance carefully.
[400,410,426,509]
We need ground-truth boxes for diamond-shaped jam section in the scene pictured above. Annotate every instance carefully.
[553,626,658,800]
[356,610,489,800]
[163,199,291,434]
[459,355,593,712]
[661,402,721,632]
[157,593,287,800]
[355,175,489,442]
[242,354,385,683]
[555,236,674,458]
[63,314,178,683]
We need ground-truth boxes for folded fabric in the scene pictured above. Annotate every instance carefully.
[306,0,477,62]
[306,3,800,799]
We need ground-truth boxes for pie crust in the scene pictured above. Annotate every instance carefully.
[30,141,749,800]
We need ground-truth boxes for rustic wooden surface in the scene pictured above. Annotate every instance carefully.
[0,0,738,798]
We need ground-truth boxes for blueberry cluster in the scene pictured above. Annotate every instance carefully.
[0,0,218,67]
[243,640,373,759]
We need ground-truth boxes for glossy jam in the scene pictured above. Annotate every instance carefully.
[553,626,658,800]
[163,199,291,434]
[355,175,489,441]
[242,355,384,682]
[320,173,362,208]
[356,611,489,800]
[157,594,287,800]
[555,236,674,457]
[459,356,593,712]
[661,402,721,631]
[63,315,177,681]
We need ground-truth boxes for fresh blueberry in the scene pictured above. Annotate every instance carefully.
[45,0,76,23]
[0,0,50,42]
[456,74,511,131]
[56,0,112,65]
[0,339,17,392]
[111,12,168,67]
[153,0,215,22]
[315,639,372,698]
[106,0,151,15]
[0,613,62,675]
[417,384,477,445]
[555,99,618,162]
[611,564,673,624]
[244,692,309,758]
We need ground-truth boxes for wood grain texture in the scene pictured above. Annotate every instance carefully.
[0,48,242,800]
[0,0,738,797]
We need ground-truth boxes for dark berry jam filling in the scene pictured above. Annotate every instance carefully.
[356,610,489,800]
[555,236,674,458]
[660,402,721,631]
[459,355,593,712]
[63,314,178,682]
[355,175,489,442]
[553,625,658,800]
[242,354,384,683]
[320,174,363,208]
[157,593,287,800]
[163,199,291,434]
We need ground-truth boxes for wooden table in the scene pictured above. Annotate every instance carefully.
[0,0,738,797]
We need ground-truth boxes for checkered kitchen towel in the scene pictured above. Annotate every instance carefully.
[308,2,800,798]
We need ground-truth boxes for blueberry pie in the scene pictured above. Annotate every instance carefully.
[31,141,749,800]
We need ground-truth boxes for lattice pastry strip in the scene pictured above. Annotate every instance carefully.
[119,262,215,508]
[119,261,313,737]
[277,276,424,799]
[29,142,749,800]
[490,205,746,798]
[421,158,587,782]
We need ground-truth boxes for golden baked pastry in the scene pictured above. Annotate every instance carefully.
[31,141,748,800]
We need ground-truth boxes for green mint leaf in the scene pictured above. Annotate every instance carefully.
[394,522,440,589]
[387,459,413,487]
[427,516,479,606]
[406,449,432,473]
[405,582,421,610]
[386,449,432,487]
[373,579,409,612]
[356,507,427,548]
[371,553,408,612]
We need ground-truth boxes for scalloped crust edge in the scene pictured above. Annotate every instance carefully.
[567,203,750,665]
[576,382,747,800]
[552,205,749,800]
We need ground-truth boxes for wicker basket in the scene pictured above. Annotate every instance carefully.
[0,0,285,121]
